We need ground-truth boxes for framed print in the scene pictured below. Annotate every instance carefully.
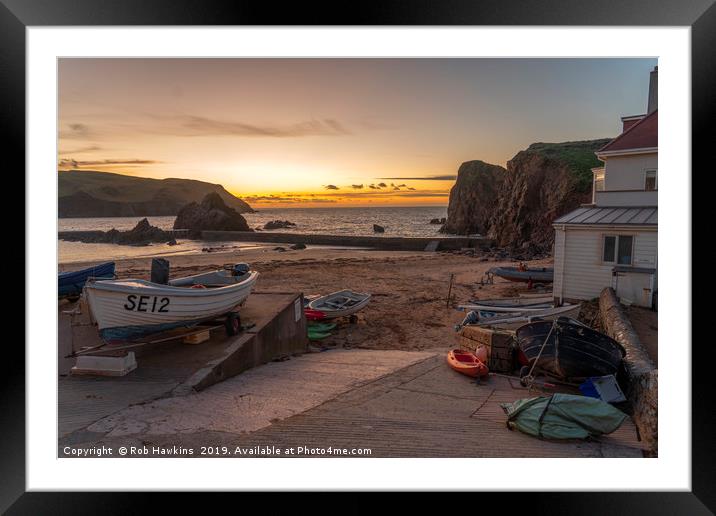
[2,0,712,511]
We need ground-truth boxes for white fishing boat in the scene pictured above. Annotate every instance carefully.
[459,295,554,313]
[307,290,371,319]
[475,303,582,330]
[84,269,259,344]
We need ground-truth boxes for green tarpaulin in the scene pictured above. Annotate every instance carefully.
[501,393,627,440]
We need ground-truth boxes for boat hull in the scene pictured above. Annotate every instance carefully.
[168,265,251,287]
[307,290,371,319]
[59,262,115,298]
[476,304,581,330]
[460,303,553,313]
[491,267,554,284]
[85,271,258,343]
[515,320,625,381]
[447,349,488,378]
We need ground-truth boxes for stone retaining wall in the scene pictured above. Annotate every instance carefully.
[599,287,658,455]
[201,230,493,251]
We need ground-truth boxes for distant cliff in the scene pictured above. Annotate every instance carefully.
[58,170,254,218]
[442,139,612,252]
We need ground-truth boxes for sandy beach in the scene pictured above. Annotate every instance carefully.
[58,246,653,460]
[60,247,553,352]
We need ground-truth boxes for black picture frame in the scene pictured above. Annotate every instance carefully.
[3,0,710,512]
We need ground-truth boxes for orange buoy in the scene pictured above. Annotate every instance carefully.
[447,349,489,378]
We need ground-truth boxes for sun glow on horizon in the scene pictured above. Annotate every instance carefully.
[58,57,657,207]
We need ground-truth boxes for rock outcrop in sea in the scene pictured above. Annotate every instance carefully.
[264,220,297,230]
[173,192,252,237]
[441,139,611,253]
[60,218,174,245]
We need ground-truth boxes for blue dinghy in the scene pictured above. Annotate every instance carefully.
[59,262,115,298]
[491,266,554,284]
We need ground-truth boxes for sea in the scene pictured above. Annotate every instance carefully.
[58,205,450,264]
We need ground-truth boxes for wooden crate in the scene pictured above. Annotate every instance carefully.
[71,352,137,377]
[183,330,211,345]
[456,325,516,373]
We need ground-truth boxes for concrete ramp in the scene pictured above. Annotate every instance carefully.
[65,350,435,441]
[59,292,308,438]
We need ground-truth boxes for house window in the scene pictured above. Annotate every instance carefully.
[603,236,616,262]
[645,169,657,190]
[603,235,634,265]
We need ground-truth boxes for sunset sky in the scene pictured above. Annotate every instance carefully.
[58,58,657,207]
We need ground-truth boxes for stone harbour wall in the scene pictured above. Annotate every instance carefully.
[599,287,658,455]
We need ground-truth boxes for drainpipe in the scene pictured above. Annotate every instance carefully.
[556,225,567,306]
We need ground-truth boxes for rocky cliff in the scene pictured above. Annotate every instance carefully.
[174,192,251,237]
[58,170,254,217]
[442,139,611,252]
[440,160,506,236]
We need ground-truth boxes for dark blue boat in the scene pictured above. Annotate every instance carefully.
[515,318,625,382]
[58,262,115,298]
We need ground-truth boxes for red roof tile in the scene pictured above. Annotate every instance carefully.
[599,110,658,154]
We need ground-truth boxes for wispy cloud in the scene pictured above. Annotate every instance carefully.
[243,194,336,204]
[319,189,449,199]
[155,115,352,138]
[377,183,387,188]
[321,191,449,199]
[351,184,364,189]
[58,144,102,155]
[58,158,161,168]
[324,184,339,190]
[59,123,94,140]
[377,175,457,181]
[356,118,396,131]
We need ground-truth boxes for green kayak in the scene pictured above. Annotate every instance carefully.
[308,331,331,341]
[308,322,337,332]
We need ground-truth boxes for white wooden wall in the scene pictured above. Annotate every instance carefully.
[553,227,657,303]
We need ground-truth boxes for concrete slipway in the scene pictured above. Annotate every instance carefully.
[59,347,646,458]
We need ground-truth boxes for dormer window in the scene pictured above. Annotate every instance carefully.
[645,169,657,191]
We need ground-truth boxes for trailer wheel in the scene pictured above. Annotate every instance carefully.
[225,312,241,336]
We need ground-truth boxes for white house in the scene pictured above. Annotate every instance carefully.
[552,66,658,308]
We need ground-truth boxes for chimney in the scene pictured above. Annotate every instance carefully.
[647,65,658,114]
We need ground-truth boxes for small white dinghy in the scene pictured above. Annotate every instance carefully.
[459,295,554,313]
[474,303,582,330]
[307,290,371,319]
[84,266,258,344]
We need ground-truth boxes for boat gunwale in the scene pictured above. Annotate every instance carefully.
[85,271,259,296]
